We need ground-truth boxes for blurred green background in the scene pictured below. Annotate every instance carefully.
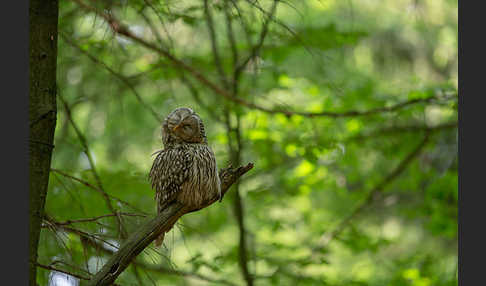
[39,0,457,285]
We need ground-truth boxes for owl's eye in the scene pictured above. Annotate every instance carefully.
[183,125,192,132]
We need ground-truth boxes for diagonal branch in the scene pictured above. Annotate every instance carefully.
[140,263,238,286]
[73,226,237,286]
[344,121,458,142]
[315,133,431,251]
[204,0,230,89]
[86,163,254,286]
[52,212,147,226]
[58,96,116,215]
[223,0,239,75]
[58,95,128,238]
[60,33,162,122]
[36,262,91,281]
[234,0,278,82]
[70,0,452,119]
[44,215,121,250]
[51,168,149,215]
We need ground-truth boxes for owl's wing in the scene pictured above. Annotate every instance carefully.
[149,148,192,213]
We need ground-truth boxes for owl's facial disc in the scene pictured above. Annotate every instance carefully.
[172,115,202,143]
[166,108,193,130]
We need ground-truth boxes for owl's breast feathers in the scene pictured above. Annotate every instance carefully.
[149,143,221,211]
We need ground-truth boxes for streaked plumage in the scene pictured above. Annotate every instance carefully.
[149,107,220,247]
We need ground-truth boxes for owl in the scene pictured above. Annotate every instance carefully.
[149,107,221,247]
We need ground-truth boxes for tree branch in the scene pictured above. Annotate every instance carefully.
[43,216,121,250]
[223,0,239,75]
[315,133,431,251]
[204,0,230,89]
[60,33,162,122]
[344,121,458,142]
[140,263,238,286]
[234,0,278,82]
[51,212,147,226]
[86,163,254,286]
[59,95,127,238]
[51,168,149,215]
[70,0,452,119]
[36,262,91,281]
[73,227,237,286]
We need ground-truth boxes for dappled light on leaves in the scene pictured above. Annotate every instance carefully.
[36,0,457,285]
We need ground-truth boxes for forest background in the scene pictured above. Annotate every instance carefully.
[30,0,458,285]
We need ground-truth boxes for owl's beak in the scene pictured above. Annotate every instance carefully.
[172,123,182,131]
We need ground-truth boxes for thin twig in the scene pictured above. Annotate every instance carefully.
[223,0,239,75]
[51,168,149,215]
[60,33,162,122]
[140,263,238,286]
[315,132,431,250]
[49,260,93,275]
[234,0,278,82]
[76,229,237,286]
[70,0,452,119]
[36,262,91,280]
[58,95,129,239]
[54,213,148,226]
[58,96,117,215]
[344,121,458,142]
[131,263,146,286]
[138,5,167,50]
[204,0,230,89]
[143,0,176,52]
[86,163,254,285]
[44,215,121,250]
[228,0,253,49]
[229,115,253,286]
[179,75,223,122]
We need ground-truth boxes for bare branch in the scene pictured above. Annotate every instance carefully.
[86,163,254,286]
[60,33,162,122]
[234,0,278,82]
[51,168,149,215]
[44,216,121,250]
[140,263,238,286]
[58,95,130,239]
[204,0,230,88]
[143,0,176,51]
[138,4,166,50]
[58,95,118,217]
[179,75,224,122]
[223,0,239,75]
[36,262,91,281]
[70,0,456,119]
[228,0,253,49]
[53,213,147,226]
[74,227,237,286]
[345,121,457,142]
[315,133,431,250]
[226,114,253,286]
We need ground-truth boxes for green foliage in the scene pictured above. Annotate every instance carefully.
[38,0,457,285]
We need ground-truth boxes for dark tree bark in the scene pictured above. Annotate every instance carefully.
[29,0,59,285]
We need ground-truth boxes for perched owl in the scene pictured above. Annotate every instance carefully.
[149,107,221,247]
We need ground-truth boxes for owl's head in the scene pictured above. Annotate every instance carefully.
[162,107,207,146]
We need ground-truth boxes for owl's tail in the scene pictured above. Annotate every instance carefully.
[154,220,177,248]
[154,232,165,248]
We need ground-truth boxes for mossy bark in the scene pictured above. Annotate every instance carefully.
[29,0,58,285]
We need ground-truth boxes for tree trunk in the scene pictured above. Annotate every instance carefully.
[29,0,58,285]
